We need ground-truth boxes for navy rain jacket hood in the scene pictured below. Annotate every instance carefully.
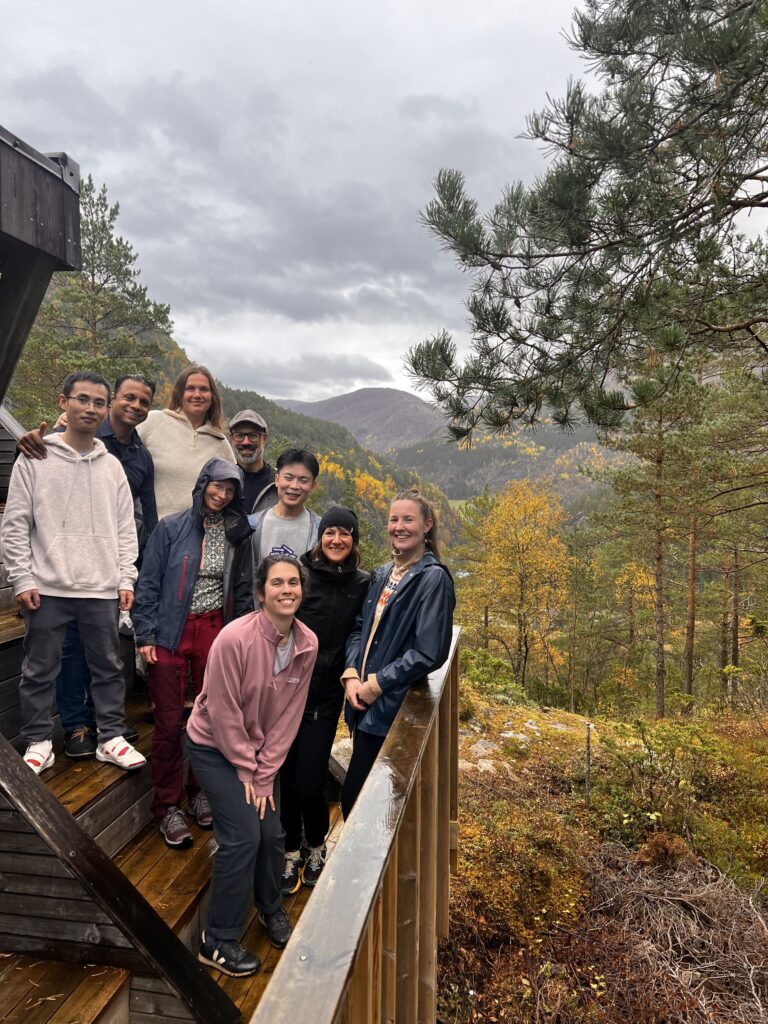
[344,551,455,737]
[133,458,254,651]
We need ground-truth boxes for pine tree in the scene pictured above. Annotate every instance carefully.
[7,175,173,424]
[407,0,768,434]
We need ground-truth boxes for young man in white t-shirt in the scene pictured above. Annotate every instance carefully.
[249,449,322,586]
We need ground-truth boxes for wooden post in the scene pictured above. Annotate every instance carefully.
[382,846,398,1024]
[418,725,439,1022]
[449,648,459,874]
[436,672,451,939]
[347,914,374,1024]
[0,246,58,401]
[396,771,421,1024]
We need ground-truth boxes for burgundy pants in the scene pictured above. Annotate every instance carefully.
[149,609,224,818]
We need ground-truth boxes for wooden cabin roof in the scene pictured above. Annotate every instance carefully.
[0,125,80,270]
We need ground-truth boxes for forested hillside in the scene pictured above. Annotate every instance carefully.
[3,176,454,563]
[278,386,609,501]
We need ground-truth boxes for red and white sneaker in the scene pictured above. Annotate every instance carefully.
[23,739,54,775]
[96,735,146,771]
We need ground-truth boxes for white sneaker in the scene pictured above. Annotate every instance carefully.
[96,735,146,771]
[24,740,54,775]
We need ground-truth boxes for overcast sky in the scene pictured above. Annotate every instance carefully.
[2,0,582,400]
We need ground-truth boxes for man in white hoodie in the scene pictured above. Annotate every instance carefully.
[0,371,146,775]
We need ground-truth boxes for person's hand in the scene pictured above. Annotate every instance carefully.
[358,678,381,706]
[344,676,368,711]
[243,781,275,819]
[119,590,134,611]
[138,644,157,664]
[254,794,275,820]
[17,424,48,460]
[16,590,41,611]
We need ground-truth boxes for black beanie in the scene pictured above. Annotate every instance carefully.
[318,506,359,544]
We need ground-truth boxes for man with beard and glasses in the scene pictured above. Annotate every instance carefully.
[227,411,275,520]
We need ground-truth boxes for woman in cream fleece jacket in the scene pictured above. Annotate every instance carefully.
[137,366,235,520]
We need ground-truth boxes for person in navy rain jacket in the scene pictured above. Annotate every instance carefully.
[340,489,455,817]
[133,458,253,848]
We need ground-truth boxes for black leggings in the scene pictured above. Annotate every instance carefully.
[280,703,341,849]
[340,729,385,819]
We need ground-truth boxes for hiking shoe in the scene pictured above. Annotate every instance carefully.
[23,739,54,775]
[189,792,213,829]
[160,806,193,849]
[64,726,97,759]
[301,844,327,887]
[281,848,305,895]
[198,931,260,977]
[259,907,292,948]
[95,735,146,771]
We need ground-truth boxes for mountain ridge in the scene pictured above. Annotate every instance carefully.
[277,387,447,452]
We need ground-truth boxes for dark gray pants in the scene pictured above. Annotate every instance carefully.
[20,596,126,744]
[187,737,284,942]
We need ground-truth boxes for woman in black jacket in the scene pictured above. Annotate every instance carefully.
[340,490,455,818]
[279,507,369,893]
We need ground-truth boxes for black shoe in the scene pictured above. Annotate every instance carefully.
[198,931,260,977]
[259,907,292,948]
[64,726,97,759]
[301,844,326,887]
[124,726,139,744]
[281,848,305,895]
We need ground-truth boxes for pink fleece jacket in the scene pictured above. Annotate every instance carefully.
[186,611,318,797]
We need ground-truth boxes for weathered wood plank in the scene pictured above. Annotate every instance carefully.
[0,891,112,924]
[48,967,129,1024]
[0,910,131,947]
[129,986,195,1020]
[0,871,91,899]
[0,934,148,970]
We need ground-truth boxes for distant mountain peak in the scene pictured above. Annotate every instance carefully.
[275,387,446,452]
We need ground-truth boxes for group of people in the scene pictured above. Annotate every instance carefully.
[0,363,455,978]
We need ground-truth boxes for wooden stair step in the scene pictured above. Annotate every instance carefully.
[0,953,128,1024]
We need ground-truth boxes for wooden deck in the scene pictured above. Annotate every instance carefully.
[0,683,345,1024]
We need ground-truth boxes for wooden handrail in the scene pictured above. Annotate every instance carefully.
[249,626,460,1024]
[0,731,239,1024]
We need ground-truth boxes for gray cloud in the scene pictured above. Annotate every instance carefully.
[205,350,393,398]
[1,0,582,399]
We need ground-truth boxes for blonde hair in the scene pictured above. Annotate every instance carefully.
[391,489,441,560]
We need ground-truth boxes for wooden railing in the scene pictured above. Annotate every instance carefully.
[0,729,239,1024]
[249,626,460,1024]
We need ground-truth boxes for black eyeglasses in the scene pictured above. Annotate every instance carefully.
[231,431,266,442]
[67,394,108,410]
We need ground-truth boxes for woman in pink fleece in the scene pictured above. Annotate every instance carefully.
[186,554,318,978]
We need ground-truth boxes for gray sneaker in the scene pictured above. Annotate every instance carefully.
[259,907,292,948]
[189,792,213,829]
[160,806,193,849]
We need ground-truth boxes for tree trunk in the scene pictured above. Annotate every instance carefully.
[483,605,489,650]
[720,558,730,703]
[730,547,740,701]
[653,464,666,719]
[681,515,697,697]
[568,606,577,714]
